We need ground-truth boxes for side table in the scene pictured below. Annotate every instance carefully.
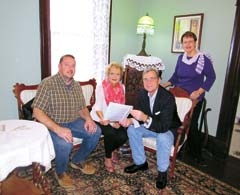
[0,119,55,194]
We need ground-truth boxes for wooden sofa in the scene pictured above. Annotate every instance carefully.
[13,78,97,146]
[12,79,97,194]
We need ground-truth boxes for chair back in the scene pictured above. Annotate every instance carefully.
[13,83,38,119]
[169,86,197,132]
[123,65,144,108]
[79,79,96,110]
[13,79,97,119]
[175,97,193,122]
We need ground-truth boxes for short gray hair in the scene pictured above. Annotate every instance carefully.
[142,67,162,79]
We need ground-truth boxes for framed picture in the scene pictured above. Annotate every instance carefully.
[171,13,204,53]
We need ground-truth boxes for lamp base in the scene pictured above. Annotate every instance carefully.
[137,33,150,56]
[137,49,150,56]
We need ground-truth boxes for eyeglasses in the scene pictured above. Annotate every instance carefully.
[143,77,158,82]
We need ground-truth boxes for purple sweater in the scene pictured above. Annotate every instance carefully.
[169,53,216,101]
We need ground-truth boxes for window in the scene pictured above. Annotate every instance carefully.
[39,0,112,83]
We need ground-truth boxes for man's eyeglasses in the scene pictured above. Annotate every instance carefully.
[143,77,158,82]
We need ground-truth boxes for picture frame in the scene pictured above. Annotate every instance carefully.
[171,13,204,53]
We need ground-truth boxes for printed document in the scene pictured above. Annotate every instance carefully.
[104,102,133,121]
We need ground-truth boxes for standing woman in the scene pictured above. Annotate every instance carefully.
[90,62,128,172]
[162,31,216,166]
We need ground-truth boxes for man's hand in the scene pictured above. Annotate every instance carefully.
[84,119,98,134]
[56,127,73,143]
[130,110,148,122]
[119,118,133,127]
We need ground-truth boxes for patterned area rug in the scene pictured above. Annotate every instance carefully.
[17,141,240,195]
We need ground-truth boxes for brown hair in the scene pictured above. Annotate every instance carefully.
[181,31,197,43]
[105,62,124,77]
[59,54,75,63]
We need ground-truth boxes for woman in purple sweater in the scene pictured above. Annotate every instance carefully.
[162,31,216,166]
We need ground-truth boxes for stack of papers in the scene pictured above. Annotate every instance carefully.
[104,102,133,121]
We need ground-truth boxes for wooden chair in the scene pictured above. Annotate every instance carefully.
[13,83,38,120]
[123,65,144,108]
[123,66,197,179]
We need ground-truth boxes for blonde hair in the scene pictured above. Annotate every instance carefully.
[105,61,124,77]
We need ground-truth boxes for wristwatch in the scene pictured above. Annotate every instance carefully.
[145,115,151,125]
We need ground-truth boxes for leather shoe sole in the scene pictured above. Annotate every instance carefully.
[124,161,148,174]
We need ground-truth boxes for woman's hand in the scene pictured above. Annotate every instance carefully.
[190,88,205,100]
[119,118,133,127]
[99,119,110,126]
[190,91,200,100]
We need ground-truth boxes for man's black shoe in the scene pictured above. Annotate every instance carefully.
[124,161,148,173]
[156,171,167,189]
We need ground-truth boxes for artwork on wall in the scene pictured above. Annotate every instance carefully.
[171,13,204,53]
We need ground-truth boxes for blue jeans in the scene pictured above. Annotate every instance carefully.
[127,125,174,172]
[49,118,101,174]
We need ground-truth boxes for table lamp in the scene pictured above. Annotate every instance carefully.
[136,14,155,56]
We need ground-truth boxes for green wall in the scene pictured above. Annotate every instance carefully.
[0,0,236,136]
[0,0,41,121]
[110,0,236,135]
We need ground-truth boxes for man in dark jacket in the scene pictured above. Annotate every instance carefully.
[120,67,181,190]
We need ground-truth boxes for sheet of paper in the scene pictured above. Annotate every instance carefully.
[104,102,133,121]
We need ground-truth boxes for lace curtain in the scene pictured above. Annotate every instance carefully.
[50,0,111,83]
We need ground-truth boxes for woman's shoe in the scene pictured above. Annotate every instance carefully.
[104,158,115,173]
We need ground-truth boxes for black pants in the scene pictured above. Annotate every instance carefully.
[97,122,128,158]
[187,100,204,159]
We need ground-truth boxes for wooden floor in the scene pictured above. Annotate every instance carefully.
[181,148,240,190]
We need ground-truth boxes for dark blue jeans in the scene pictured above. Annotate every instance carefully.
[49,118,101,174]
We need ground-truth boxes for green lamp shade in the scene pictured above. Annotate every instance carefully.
[137,15,155,35]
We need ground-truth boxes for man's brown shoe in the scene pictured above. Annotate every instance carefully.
[56,173,75,189]
[70,161,96,175]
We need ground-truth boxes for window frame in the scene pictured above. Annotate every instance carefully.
[39,0,112,79]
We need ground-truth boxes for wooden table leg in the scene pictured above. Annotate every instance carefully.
[32,162,51,195]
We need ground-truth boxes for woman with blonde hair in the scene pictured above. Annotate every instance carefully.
[90,62,128,172]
